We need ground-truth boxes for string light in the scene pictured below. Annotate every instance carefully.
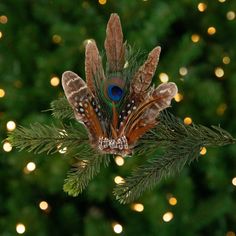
[162,212,174,222]
[174,93,183,102]
[198,3,207,12]
[218,0,226,3]
[131,203,144,212]
[6,121,16,131]
[50,76,60,87]
[0,15,8,24]
[114,176,124,184]
[159,73,169,83]
[214,67,224,78]
[52,34,62,44]
[98,0,107,5]
[0,88,5,98]
[216,103,227,116]
[232,177,236,186]
[115,156,124,166]
[112,223,123,234]
[207,26,216,35]
[191,34,200,43]
[222,56,230,64]
[0,31,3,39]
[3,141,12,152]
[179,67,188,76]
[169,197,177,206]
[184,117,192,125]
[226,231,236,236]
[39,201,49,211]
[58,146,67,154]
[200,147,207,155]
[226,11,235,21]
[16,223,26,234]
[26,162,36,172]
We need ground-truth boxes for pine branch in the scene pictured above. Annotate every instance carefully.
[7,123,89,155]
[50,97,74,120]
[63,154,111,196]
[114,111,235,204]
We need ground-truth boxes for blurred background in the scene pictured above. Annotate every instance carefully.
[0,0,236,235]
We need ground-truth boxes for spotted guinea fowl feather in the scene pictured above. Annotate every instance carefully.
[104,13,125,73]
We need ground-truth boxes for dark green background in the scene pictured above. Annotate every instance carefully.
[0,0,236,235]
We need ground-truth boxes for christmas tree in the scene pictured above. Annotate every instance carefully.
[1,1,236,235]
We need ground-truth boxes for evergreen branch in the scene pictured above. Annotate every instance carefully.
[63,154,111,196]
[7,123,89,155]
[50,97,74,120]
[114,111,235,204]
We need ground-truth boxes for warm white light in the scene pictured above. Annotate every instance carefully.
[16,223,26,234]
[218,0,226,2]
[207,26,216,35]
[200,147,207,155]
[59,147,67,154]
[26,162,36,172]
[226,11,235,20]
[114,176,124,184]
[222,56,230,64]
[52,34,62,44]
[0,88,5,97]
[0,15,8,24]
[184,117,192,125]
[191,34,200,43]
[3,141,12,152]
[50,76,60,87]
[115,156,124,166]
[174,93,183,102]
[113,223,123,234]
[0,31,2,39]
[163,212,174,222]
[131,203,144,212]
[6,121,16,131]
[98,0,107,5]
[215,67,224,78]
[198,3,207,12]
[169,197,177,206]
[232,177,236,186]
[39,201,49,210]
[179,67,188,76]
[226,231,236,236]
[159,73,169,83]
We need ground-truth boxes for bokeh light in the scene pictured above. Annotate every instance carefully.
[200,147,207,155]
[16,223,26,234]
[6,121,16,131]
[159,73,169,83]
[198,3,207,12]
[113,223,123,234]
[169,197,177,206]
[39,201,49,210]
[98,0,107,5]
[207,26,216,35]
[191,34,200,43]
[50,76,60,86]
[184,117,192,125]
[114,176,124,184]
[26,162,36,172]
[179,67,188,76]
[226,11,235,20]
[3,141,12,152]
[215,67,224,78]
[0,88,5,97]
[163,212,174,222]
[174,93,183,102]
[131,203,144,212]
[232,177,236,186]
[115,156,124,166]
[0,15,8,24]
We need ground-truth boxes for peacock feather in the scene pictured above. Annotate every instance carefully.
[62,13,178,156]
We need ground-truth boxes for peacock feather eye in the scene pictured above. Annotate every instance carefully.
[108,84,123,101]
